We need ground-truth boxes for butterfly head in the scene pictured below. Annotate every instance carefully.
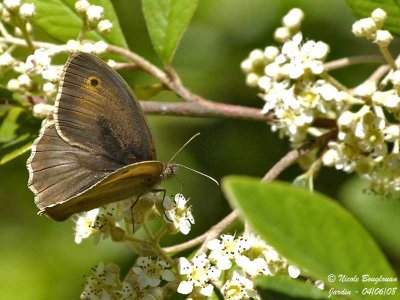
[161,163,178,180]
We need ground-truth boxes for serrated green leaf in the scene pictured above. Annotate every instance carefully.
[0,107,41,165]
[346,0,400,35]
[256,276,332,299]
[222,176,399,300]
[142,0,198,63]
[30,0,127,48]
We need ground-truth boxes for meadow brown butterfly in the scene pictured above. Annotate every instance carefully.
[27,52,170,221]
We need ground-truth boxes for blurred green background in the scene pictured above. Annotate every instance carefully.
[1,0,398,299]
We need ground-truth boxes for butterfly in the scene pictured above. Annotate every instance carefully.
[27,52,172,221]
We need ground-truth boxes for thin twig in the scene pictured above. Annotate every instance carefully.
[140,101,273,122]
[324,55,385,71]
[262,130,337,182]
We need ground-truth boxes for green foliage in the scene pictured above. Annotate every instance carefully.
[30,0,128,47]
[340,177,400,263]
[142,0,199,63]
[346,0,400,35]
[222,177,400,300]
[256,275,331,299]
[0,107,41,165]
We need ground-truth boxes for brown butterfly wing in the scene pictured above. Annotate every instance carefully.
[54,52,156,165]
[27,121,120,213]
[27,121,163,221]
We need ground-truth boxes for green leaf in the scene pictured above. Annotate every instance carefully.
[30,0,128,48]
[142,0,199,63]
[256,276,331,299]
[222,176,399,300]
[340,177,400,263]
[0,107,41,165]
[345,0,400,35]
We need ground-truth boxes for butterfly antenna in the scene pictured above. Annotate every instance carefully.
[175,163,219,186]
[167,133,201,164]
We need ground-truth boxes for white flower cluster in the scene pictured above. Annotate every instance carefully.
[81,258,175,300]
[243,8,400,194]
[352,8,392,46]
[75,0,113,33]
[74,193,195,244]
[177,234,301,299]
[241,9,340,144]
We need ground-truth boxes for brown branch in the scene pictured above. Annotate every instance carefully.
[262,130,337,182]
[140,101,273,121]
[324,55,385,71]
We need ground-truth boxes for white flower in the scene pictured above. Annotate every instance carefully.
[274,26,291,43]
[97,19,113,33]
[249,49,265,65]
[374,30,393,46]
[3,0,21,11]
[282,8,304,29]
[288,265,301,278]
[132,257,175,289]
[107,59,117,68]
[163,194,194,235]
[354,82,376,97]
[0,52,14,67]
[19,3,35,19]
[32,103,55,118]
[17,73,31,88]
[240,58,253,73]
[352,18,376,38]
[391,71,400,86]
[80,263,121,299]
[82,42,96,53]
[264,46,279,61]
[42,82,56,96]
[7,79,20,91]
[66,39,80,53]
[245,73,259,87]
[42,66,61,82]
[221,271,259,300]
[75,0,90,14]
[94,40,108,54]
[207,234,249,270]
[25,49,51,73]
[74,208,100,244]
[177,254,221,297]
[86,5,104,23]
[371,8,387,27]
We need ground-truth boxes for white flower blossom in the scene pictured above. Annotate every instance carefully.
[74,208,100,244]
[97,19,113,33]
[80,263,121,300]
[32,103,55,118]
[132,257,175,289]
[163,194,194,235]
[0,52,14,67]
[221,271,260,300]
[25,49,50,73]
[177,253,221,297]
[19,2,35,19]
[282,8,304,29]
[352,18,376,38]
[94,40,108,54]
[371,8,387,27]
[207,234,249,270]
[3,0,21,11]
[75,0,90,14]
[86,5,104,23]
[374,30,393,46]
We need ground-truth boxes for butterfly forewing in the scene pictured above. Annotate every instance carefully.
[55,52,156,165]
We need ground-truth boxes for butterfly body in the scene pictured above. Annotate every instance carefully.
[27,52,165,221]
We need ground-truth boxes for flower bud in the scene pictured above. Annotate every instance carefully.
[86,5,104,23]
[97,19,113,33]
[374,30,393,47]
[19,3,35,19]
[371,8,387,27]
